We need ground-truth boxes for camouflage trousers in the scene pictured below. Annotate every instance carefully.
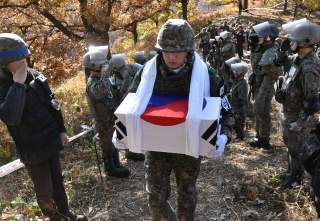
[233,112,246,139]
[253,78,275,140]
[303,132,320,216]
[145,151,201,221]
[96,121,115,162]
[282,114,304,179]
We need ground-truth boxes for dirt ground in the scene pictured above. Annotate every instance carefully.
[0,114,317,220]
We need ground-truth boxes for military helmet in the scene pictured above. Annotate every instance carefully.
[0,33,30,67]
[155,19,195,52]
[225,57,241,67]
[147,51,157,60]
[253,21,278,39]
[219,31,232,40]
[109,54,126,71]
[285,21,320,46]
[231,63,248,76]
[83,45,109,70]
[134,51,146,65]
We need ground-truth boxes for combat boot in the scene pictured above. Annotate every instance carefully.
[105,148,130,178]
[280,176,302,189]
[249,137,260,148]
[259,138,272,150]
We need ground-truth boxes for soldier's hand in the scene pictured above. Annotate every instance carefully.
[8,59,27,84]
[60,132,70,146]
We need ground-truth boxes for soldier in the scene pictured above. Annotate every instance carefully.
[248,21,281,149]
[84,50,131,178]
[199,28,210,62]
[220,31,236,64]
[134,51,146,65]
[207,24,218,39]
[127,19,233,221]
[275,21,320,189]
[0,33,87,221]
[221,56,241,94]
[106,54,145,161]
[235,27,245,60]
[230,63,249,140]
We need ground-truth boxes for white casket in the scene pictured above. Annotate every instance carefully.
[113,93,221,157]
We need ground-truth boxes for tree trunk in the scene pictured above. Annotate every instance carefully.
[283,0,288,11]
[181,0,189,20]
[132,22,138,44]
[238,0,243,15]
[243,0,248,10]
[294,3,298,18]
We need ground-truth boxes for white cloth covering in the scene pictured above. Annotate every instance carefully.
[125,52,210,158]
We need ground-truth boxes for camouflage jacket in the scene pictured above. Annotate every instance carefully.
[230,78,248,114]
[86,75,120,123]
[280,51,320,120]
[126,54,233,140]
[221,42,236,61]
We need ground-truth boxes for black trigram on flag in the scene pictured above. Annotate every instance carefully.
[114,118,127,141]
[201,120,218,149]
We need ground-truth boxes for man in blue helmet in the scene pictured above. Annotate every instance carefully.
[0,33,87,221]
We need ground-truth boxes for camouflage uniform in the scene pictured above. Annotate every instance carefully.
[303,119,320,216]
[127,19,233,221]
[199,30,210,62]
[248,22,280,149]
[85,53,134,178]
[230,79,248,140]
[253,44,281,145]
[276,21,320,189]
[221,40,236,63]
[278,51,320,185]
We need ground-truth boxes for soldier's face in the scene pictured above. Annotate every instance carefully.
[162,51,188,70]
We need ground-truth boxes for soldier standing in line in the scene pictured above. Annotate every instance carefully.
[199,28,210,62]
[127,19,233,221]
[248,21,281,149]
[84,50,131,178]
[0,33,87,221]
[221,56,241,94]
[235,27,245,60]
[275,21,320,189]
[220,31,236,64]
[230,63,249,140]
[106,54,145,161]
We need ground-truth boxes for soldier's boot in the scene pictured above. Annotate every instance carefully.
[259,138,272,150]
[125,150,145,162]
[249,137,260,148]
[105,148,130,178]
[280,175,302,190]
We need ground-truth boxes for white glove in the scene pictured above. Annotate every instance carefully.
[289,121,302,132]
[207,134,228,158]
[216,134,228,156]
